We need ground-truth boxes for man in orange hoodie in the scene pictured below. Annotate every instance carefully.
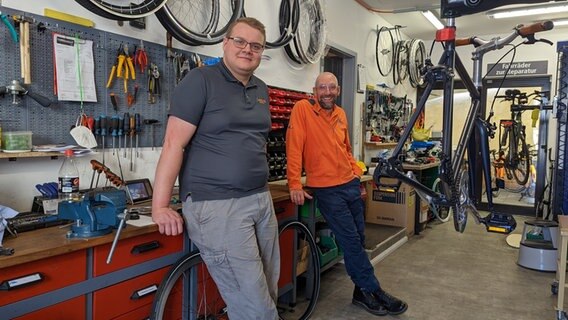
[286,72,407,316]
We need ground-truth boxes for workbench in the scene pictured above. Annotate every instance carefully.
[0,185,293,319]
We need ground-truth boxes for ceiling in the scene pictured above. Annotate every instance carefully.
[354,0,568,41]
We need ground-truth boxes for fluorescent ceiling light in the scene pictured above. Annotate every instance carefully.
[422,10,444,30]
[487,4,568,19]
[553,19,568,26]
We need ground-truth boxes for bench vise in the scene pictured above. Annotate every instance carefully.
[58,188,127,238]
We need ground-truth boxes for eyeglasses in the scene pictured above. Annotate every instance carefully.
[227,37,264,53]
[316,84,338,92]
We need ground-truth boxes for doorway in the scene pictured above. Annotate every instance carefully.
[478,76,552,216]
[323,44,357,142]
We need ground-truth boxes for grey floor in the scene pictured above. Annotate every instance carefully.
[308,215,559,320]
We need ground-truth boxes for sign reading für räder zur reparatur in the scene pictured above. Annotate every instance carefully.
[486,60,548,77]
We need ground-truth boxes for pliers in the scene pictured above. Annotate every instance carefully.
[134,41,148,74]
[106,46,122,89]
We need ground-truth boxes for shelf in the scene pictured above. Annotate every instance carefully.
[0,151,61,159]
[364,142,399,147]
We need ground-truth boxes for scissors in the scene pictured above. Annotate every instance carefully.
[35,182,59,199]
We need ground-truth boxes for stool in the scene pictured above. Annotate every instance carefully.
[555,216,568,320]
[517,219,558,272]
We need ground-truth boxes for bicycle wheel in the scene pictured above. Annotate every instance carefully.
[244,0,298,49]
[375,26,394,77]
[430,178,451,223]
[150,251,228,320]
[511,134,530,185]
[453,169,470,233]
[75,0,168,20]
[407,39,426,88]
[151,220,320,320]
[155,0,244,46]
[277,220,321,320]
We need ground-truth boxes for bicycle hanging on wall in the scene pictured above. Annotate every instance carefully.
[373,0,555,234]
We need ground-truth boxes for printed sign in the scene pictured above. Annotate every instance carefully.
[486,61,548,77]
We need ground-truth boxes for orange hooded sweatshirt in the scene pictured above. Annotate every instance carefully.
[286,99,362,191]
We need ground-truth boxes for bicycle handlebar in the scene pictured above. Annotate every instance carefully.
[517,21,554,37]
[454,21,554,54]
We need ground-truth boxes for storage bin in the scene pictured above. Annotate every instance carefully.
[317,235,338,267]
[1,131,32,152]
[300,200,322,219]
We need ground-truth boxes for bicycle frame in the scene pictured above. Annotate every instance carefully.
[373,17,553,233]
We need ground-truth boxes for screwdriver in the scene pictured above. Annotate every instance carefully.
[100,115,107,164]
[129,114,135,171]
[118,116,124,153]
[135,113,141,157]
[143,119,159,150]
[111,116,118,155]
[110,93,118,112]
[123,112,130,158]
[94,116,101,151]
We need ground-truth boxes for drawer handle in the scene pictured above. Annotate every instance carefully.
[131,240,161,255]
[130,284,158,300]
[0,273,43,291]
[274,207,286,215]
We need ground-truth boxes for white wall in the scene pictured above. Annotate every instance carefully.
[6,1,563,212]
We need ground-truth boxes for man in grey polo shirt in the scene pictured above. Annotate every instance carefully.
[152,17,279,320]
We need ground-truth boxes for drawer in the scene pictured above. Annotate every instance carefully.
[0,250,86,305]
[278,225,294,289]
[93,266,169,320]
[274,200,296,222]
[13,295,86,320]
[93,231,183,276]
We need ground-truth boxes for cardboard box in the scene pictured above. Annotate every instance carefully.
[365,178,415,236]
[419,201,430,223]
[296,240,309,276]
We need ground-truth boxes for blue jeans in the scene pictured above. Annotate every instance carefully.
[313,178,381,293]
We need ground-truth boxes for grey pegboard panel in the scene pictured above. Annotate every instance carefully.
[0,6,212,149]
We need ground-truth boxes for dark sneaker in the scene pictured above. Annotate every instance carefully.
[352,286,388,316]
[375,290,408,315]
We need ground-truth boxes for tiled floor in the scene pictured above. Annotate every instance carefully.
[308,215,559,320]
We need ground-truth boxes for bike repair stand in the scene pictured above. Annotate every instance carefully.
[517,219,558,272]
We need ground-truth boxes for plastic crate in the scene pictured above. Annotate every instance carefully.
[317,235,338,267]
[300,200,322,219]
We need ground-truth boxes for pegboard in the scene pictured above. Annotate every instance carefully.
[0,6,211,149]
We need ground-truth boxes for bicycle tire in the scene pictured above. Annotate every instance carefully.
[287,0,326,65]
[278,220,321,320]
[155,0,244,46]
[407,39,426,88]
[375,26,394,77]
[75,0,168,20]
[245,0,298,49]
[511,134,530,185]
[453,169,469,233]
[431,178,451,222]
[150,220,320,320]
[150,251,227,320]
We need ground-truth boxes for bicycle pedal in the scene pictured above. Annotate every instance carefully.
[483,212,516,234]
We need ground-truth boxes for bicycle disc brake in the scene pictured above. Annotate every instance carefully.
[452,169,482,233]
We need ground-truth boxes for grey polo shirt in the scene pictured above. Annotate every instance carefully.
[170,60,270,201]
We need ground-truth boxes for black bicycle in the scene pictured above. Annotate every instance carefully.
[150,219,321,320]
[373,0,554,234]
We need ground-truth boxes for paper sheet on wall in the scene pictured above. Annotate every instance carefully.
[53,33,97,102]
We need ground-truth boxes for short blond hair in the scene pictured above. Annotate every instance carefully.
[226,17,266,44]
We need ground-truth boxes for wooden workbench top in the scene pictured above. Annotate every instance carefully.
[0,185,291,269]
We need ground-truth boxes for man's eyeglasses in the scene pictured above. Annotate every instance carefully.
[227,37,264,53]
[316,84,338,92]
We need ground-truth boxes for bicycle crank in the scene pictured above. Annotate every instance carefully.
[452,169,483,233]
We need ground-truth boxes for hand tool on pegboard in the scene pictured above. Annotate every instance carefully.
[134,40,148,74]
[123,112,130,158]
[129,114,135,171]
[147,63,160,104]
[0,11,18,43]
[14,15,33,84]
[143,119,159,150]
[135,113,141,158]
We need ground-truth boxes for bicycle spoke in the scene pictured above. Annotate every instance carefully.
[156,0,244,45]
[375,26,394,77]
[75,0,168,20]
